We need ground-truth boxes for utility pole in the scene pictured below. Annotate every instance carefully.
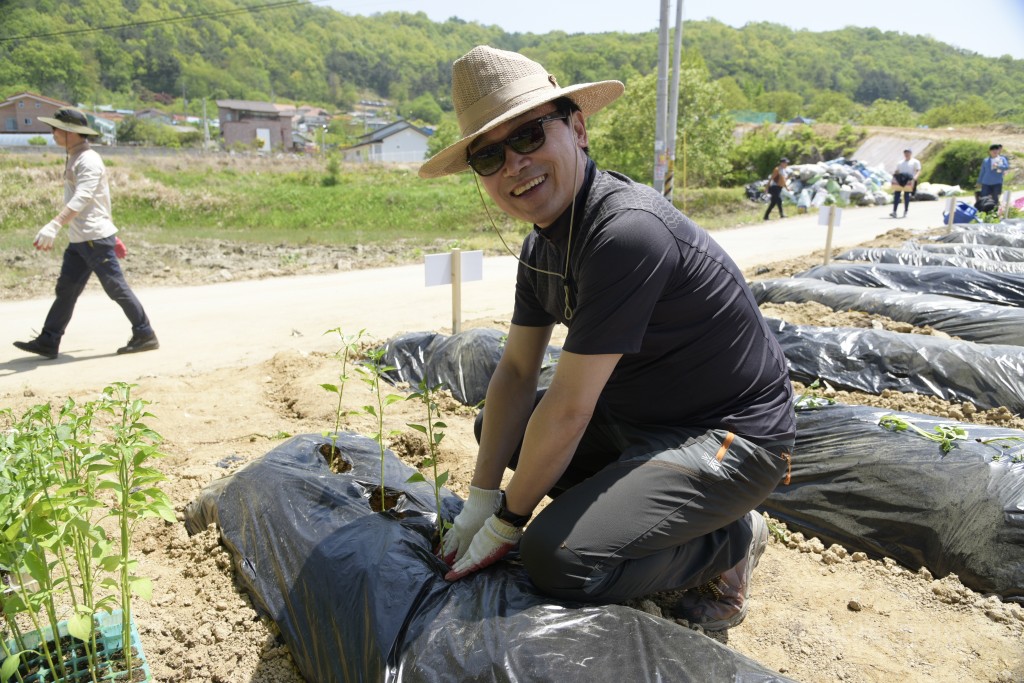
[202,97,211,149]
[665,0,684,203]
[653,0,670,194]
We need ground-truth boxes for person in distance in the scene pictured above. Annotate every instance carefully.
[12,108,158,361]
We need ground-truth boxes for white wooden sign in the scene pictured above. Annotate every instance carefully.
[424,249,483,334]
[424,249,483,286]
[818,206,842,266]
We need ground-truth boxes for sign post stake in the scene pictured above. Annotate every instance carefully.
[424,249,482,335]
[819,206,840,266]
[451,248,462,334]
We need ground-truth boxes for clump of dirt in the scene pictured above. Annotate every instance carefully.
[758,300,953,336]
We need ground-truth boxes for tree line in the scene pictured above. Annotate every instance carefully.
[2,0,1022,127]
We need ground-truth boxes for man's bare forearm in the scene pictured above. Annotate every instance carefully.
[470,359,541,490]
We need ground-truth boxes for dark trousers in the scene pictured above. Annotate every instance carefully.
[39,237,153,349]
[764,185,784,219]
[474,392,792,603]
[893,191,911,212]
[980,183,1003,202]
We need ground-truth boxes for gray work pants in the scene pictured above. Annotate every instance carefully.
[475,392,792,603]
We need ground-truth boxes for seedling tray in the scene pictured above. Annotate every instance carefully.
[4,610,150,682]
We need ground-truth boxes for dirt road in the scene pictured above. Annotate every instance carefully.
[0,200,968,394]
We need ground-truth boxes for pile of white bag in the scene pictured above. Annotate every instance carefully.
[775,158,962,210]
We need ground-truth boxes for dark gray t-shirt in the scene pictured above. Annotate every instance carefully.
[512,163,795,446]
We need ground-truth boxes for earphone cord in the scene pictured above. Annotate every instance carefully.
[472,148,579,320]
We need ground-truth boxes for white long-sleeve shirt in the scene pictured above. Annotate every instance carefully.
[63,143,118,242]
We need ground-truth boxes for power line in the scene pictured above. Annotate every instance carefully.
[0,0,321,44]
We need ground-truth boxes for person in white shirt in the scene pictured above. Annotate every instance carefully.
[889,148,921,218]
[12,108,158,360]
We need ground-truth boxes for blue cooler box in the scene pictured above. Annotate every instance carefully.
[942,200,978,224]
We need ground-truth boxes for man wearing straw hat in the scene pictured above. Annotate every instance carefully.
[422,46,794,631]
[12,108,158,360]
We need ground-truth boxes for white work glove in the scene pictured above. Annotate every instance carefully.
[439,486,501,565]
[34,220,60,251]
[445,515,524,582]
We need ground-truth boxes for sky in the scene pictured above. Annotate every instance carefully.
[328,0,1024,61]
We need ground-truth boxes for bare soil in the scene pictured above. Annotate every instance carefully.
[2,227,1023,683]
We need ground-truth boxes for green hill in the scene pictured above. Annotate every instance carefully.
[1,0,1021,123]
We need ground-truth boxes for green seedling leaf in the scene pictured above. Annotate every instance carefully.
[407,472,427,483]
[2,653,23,681]
[131,576,154,600]
[149,500,178,523]
[879,415,969,454]
[67,611,94,641]
[794,379,836,410]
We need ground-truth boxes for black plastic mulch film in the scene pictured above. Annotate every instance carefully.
[183,432,794,682]
[183,221,1024,680]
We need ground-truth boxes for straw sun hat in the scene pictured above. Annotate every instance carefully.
[38,108,100,136]
[419,46,624,178]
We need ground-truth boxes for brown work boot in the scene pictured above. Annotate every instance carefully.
[673,511,768,630]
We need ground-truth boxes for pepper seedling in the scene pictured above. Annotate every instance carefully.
[878,414,969,454]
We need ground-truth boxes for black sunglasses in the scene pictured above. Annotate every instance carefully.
[467,112,569,177]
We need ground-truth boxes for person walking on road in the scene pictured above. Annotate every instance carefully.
[12,108,158,360]
[763,157,790,220]
[890,148,921,218]
[978,143,1009,207]
[420,46,795,631]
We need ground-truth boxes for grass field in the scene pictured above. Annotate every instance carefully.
[0,150,768,253]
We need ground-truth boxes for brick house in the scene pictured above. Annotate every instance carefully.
[216,99,292,151]
[0,92,115,145]
[1,92,70,134]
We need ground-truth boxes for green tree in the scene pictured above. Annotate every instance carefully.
[405,93,443,125]
[727,125,791,185]
[923,140,988,188]
[806,92,861,124]
[860,99,918,127]
[715,76,750,111]
[426,117,459,157]
[854,69,911,106]
[753,91,804,121]
[591,68,733,188]
[922,95,996,127]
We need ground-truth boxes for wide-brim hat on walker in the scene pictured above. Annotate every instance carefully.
[419,45,624,178]
[38,108,100,136]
